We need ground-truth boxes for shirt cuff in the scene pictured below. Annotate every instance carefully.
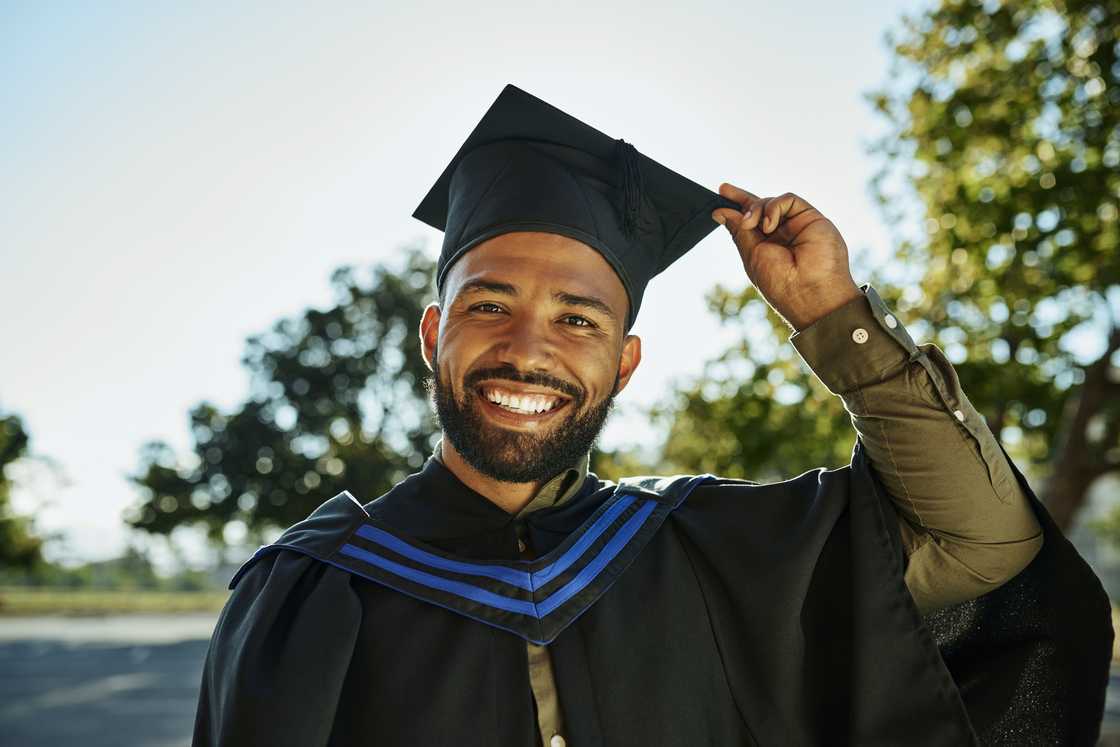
[788,283,922,396]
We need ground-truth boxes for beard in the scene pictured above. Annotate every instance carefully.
[426,346,619,483]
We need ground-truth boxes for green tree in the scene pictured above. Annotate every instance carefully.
[650,289,858,483]
[124,246,655,556]
[590,443,661,484]
[0,409,45,569]
[126,247,440,551]
[658,0,1119,532]
[865,0,1119,531]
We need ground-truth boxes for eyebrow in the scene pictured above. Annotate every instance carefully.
[553,291,617,321]
[458,279,518,298]
[457,279,619,322]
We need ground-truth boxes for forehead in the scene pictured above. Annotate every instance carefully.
[443,231,629,313]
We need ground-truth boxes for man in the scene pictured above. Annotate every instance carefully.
[193,84,1112,745]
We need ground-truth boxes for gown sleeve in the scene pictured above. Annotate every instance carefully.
[192,548,363,746]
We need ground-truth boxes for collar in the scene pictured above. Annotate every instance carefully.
[431,437,590,517]
[362,439,601,559]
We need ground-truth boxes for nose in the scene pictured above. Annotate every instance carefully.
[494,312,555,373]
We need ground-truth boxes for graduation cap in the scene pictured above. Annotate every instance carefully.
[412,83,740,331]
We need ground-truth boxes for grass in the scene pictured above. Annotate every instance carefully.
[0,586,231,616]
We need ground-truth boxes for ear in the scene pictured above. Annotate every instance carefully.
[419,302,441,372]
[613,334,642,395]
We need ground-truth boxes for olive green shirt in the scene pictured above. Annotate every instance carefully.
[433,282,1044,747]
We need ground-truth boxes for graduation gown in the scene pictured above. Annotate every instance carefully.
[192,436,1112,746]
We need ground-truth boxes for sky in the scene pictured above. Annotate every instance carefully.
[1,0,936,568]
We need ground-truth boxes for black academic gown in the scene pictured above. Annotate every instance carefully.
[192,437,1112,746]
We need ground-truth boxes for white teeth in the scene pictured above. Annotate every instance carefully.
[482,387,561,414]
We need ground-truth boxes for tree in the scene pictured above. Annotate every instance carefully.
[126,247,440,551]
[124,245,657,558]
[655,0,1120,534]
[864,0,1119,531]
[0,409,46,569]
[650,288,858,483]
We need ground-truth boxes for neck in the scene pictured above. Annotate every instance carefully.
[438,436,554,515]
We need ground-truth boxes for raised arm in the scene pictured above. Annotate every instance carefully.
[788,285,1043,615]
[709,183,1043,616]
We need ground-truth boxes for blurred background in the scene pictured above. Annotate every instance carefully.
[2,0,1119,744]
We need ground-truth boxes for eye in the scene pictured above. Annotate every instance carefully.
[470,302,506,314]
[561,314,596,328]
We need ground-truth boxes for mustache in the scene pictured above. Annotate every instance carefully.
[463,365,583,402]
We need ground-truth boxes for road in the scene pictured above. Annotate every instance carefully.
[0,614,217,747]
[2,613,1119,746]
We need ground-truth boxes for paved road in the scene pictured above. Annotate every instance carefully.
[0,615,218,747]
[2,613,1120,746]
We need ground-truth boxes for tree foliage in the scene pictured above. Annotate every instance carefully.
[651,290,858,483]
[125,247,653,553]
[0,409,45,569]
[128,0,1119,553]
[657,0,1120,531]
[866,0,1119,530]
[126,248,440,549]
[0,542,215,591]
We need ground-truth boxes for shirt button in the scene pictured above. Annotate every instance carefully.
[884,314,898,328]
[517,538,527,553]
[953,409,965,422]
[851,328,869,344]
[550,735,566,747]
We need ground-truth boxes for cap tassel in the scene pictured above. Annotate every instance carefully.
[614,138,643,240]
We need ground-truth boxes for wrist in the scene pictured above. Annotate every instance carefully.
[788,283,863,332]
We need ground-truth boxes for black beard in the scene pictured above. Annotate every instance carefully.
[426,347,618,483]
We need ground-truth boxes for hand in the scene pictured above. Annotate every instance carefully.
[711,182,862,331]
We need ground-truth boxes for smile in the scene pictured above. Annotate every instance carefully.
[476,384,572,420]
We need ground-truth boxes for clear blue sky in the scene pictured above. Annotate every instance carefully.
[2,0,933,568]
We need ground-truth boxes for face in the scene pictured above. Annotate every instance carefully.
[420,231,641,483]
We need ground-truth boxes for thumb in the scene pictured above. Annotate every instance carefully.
[711,207,743,234]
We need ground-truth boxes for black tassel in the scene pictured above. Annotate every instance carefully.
[614,138,643,240]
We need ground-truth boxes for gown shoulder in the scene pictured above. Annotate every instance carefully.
[193,492,370,746]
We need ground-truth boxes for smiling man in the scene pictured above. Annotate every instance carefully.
[193,85,1112,746]
[426,232,637,512]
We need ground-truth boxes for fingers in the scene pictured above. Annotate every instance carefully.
[712,186,818,250]
[719,182,759,206]
[740,199,763,232]
[712,210,762,259]
[760,193,795,234]
[761,192,815,234]
[715,183,760,231]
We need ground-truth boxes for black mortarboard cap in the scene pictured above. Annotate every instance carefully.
[412,83,740,331]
